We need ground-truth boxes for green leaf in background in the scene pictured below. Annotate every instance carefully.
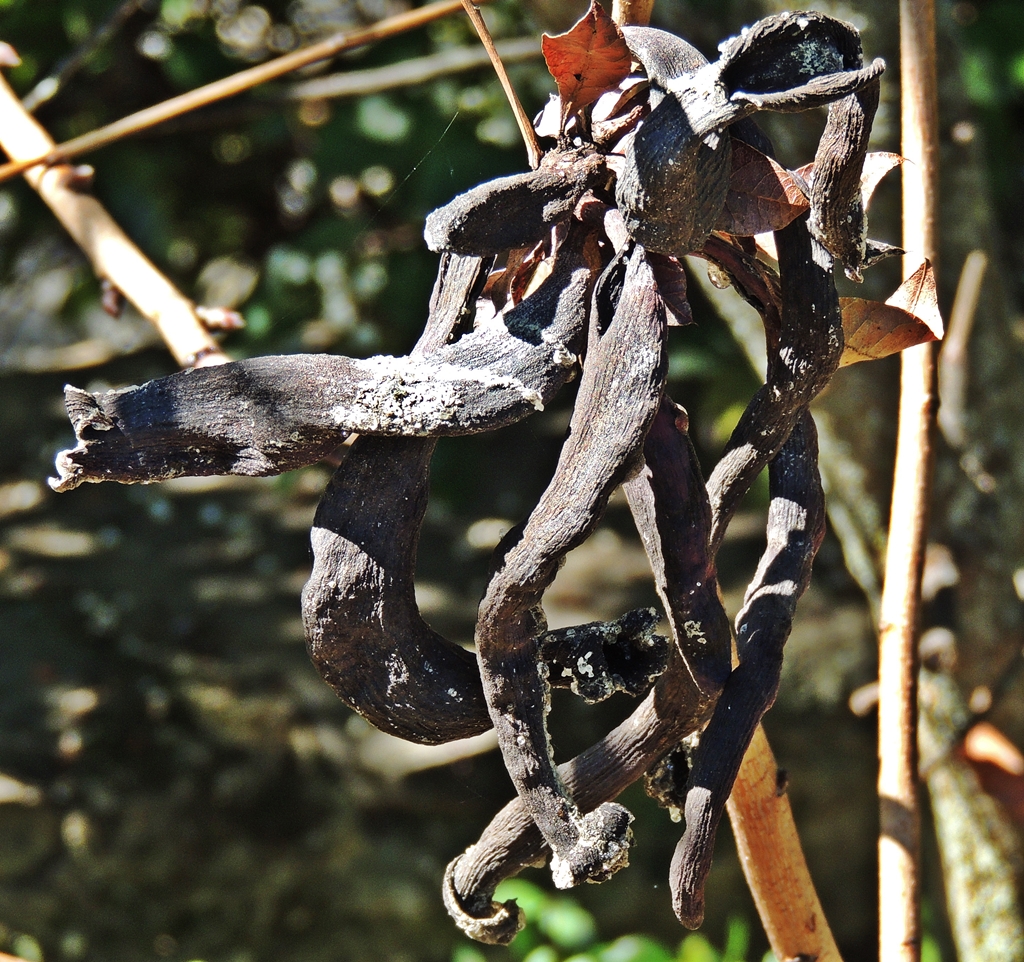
[721,917,750,962]
[678,933,720,962]
[538,897,598,951]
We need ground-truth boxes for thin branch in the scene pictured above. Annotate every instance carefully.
[878,0,939,959]
[21,0,146,113]
[0,73,228,369]
[727,725,844,962]
[458,0,541,168]
[0,0,473,185]
[937,249,986,450]
[286,36,541,101]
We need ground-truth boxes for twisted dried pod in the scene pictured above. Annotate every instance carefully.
[473,242,667,888]
[617,12,883,259]
[424,147,607,255]
[671,411,826,927]
[444,396,729,942]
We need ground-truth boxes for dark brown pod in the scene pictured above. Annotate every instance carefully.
[424,148,606,255]
[616,14,884,258]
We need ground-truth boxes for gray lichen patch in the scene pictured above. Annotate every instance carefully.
[330,355,545,435]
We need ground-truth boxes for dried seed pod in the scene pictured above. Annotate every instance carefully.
[670,411,826,928]
[616,14,884,257]
[474,243,666,889]
[542,607,668,702]
[615,27,730,258]
[424,148,607,255]
[445,398,726,943]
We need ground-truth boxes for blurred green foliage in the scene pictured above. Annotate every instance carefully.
[450,880,774,962]
[955,0,1024,250]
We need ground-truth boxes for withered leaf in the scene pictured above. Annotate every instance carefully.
[861,151,904,210]
[839,260,943,366]
[715,139,809,236]
[796,151,903,214]
[960,721,1024,824]
[542,1,632,126]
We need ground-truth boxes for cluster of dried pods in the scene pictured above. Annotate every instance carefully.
[50,7,908,943]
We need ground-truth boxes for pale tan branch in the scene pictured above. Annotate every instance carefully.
[0,0,472,185]
[0,74,227,369]
[937,249,986,450]
[612,0,655,26]
[878,0,940,960]
[728,725,844,962]
[287,36,541,101]
[458,0,541,168]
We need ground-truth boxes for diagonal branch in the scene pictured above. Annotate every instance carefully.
[0,73,227,369]
[0,0,475,185]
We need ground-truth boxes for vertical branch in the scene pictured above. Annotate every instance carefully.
[611,0,654,26]
[878,0,938,959]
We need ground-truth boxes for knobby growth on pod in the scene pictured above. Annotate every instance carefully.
[48,2,941,944]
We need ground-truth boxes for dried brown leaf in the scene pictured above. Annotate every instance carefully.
[960,721,1024,824]
[860,151,903,210]
[839,260,942,366]
[542,1,631,126]
[716,140,809,236]
[796,150,903,213]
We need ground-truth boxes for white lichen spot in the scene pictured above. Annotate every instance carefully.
[577,652,596,678]
[684,620,707,645]
[385,653,409,695]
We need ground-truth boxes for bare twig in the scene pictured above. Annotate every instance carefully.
[611,0,655,26]
[938,249,986,450]
[727,725,843,962]
[0,0,474,185]
[287,37,541,100]
[458,0,541,169]
[21,0,145,113]
[0,73,228,368]
[878,0,939,959]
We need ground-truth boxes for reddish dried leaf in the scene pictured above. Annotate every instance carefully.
[542,1,632,125]
[964,722,1024,775]
[886,259,943,332]
[648,253,693,326]
[839,260,943,366]
[715,140,809,236]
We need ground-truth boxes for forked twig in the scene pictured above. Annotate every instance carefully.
[458,0,541,168]
[878,0,939,959]
[0,0,475,185]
